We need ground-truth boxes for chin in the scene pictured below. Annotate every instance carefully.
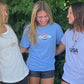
[68,22,73,24]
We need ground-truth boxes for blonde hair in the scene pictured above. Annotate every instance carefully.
[29,1,53,45]
[0,0,8,33]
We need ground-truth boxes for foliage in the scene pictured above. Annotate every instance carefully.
[4,0,84,84]
[5,0,34,39]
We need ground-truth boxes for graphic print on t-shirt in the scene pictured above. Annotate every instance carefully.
[38,33,51,40]
[69,46,78,55]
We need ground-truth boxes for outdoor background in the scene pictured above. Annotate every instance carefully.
[5,0,84,84]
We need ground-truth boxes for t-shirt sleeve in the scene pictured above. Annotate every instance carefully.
[61,29,69,45]
[56,24,64,45]
[20,26,30,48]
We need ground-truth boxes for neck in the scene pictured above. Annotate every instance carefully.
[0,25,7,33]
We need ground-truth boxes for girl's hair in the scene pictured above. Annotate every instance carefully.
[70,2,84,32]
[0,0,8,33]
[29,1,53,45]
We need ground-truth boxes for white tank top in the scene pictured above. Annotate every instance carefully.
[0,24,29,83]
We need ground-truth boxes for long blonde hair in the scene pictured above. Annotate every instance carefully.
[29,1,53,45]
[0,0,8,33]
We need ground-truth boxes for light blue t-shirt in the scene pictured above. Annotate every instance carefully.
[20,23,63,71]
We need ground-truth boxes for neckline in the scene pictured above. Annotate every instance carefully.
[1,24,9,35]
[38,24,49,29]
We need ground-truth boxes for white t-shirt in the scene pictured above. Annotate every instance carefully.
[61,29,84,84]
[0,24,29,83]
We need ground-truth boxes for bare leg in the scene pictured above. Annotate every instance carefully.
[28,76,40,84]
[41,77,54,84]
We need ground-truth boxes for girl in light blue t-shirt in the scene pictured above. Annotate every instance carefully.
[20,1,63,84]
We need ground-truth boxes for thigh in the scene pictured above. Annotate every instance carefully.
[28,70,40,84]
[41,70,55,84]
[41,77,54,84]
[28,76,40,84]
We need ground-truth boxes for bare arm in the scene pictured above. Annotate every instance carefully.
[19,46,29,53]
[18,40,29,53]
[56,42,65,56]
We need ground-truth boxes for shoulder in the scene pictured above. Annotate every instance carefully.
[51,22,61,27]
[65,28,71,33]
[5,24,13,30]
[63,28,72,36]
[4,24,15,33]
[23,24,30,33]
[22,24,31,37]
[50,23,62,30]
[50,23,63,33]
